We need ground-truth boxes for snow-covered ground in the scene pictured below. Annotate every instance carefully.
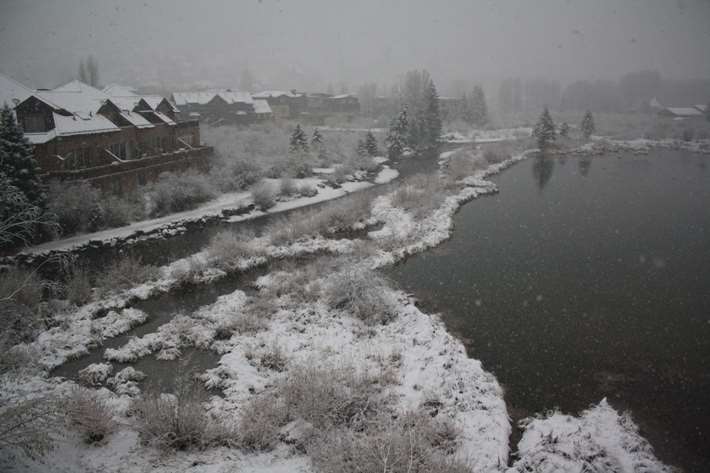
[1,145,673,472]
[442,127,533,144]
[13,165,399,258]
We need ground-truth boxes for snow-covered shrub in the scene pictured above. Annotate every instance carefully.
[445,149,487,182]
[206,230,264,271]
[280,362,391,432]
[77,363,113,387]
[251,180,277,210]
[259,342,287,372]
[146,171,217,217]
[279,177,299,197]
[237,393,288,452]
[46,180,104,235]
[101,194,141,228]
[208,157,263,193]
[325,268,398,325]
[309,412,468,473]
[132,377,235,451]
[95,254,159,296]
[65,387,117,444]
[170,256,209,287]
[298,183,317,197]
[0,393,59,463]
[391,174,446,219]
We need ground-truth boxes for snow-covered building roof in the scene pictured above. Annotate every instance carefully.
[0,73,34,108]
[151,111,176,126]
[330,94,356,100]
[118,110,154,128]
[108,96,143,111]
[102,84,138,97]
[695,104,708,113]
[253,99,272,115]
[172,91,216,106]
[39,80,110,118]
[253,90,303,99]
[24,112,120,144]
[216,90,253,105]
[663,107,704,117]
[142,95,179,112]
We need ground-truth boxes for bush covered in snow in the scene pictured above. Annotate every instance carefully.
[206,230,265,271]
[251,180,277,210]
[325,268,398,325]
[146,171,217,217]
[391,174,447,218]
[95,254,160,296]
[64,387,117,444]
[0,393,59,464]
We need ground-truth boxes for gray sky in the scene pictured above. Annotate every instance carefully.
[1,0,709,92]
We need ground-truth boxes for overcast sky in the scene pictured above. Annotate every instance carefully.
[1,0,709,92]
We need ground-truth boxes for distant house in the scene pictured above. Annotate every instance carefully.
[11,79,207,193]
[658,106,705,120]
[694,104,708,114]
[253,99,273,121]
[252,90,305,119]
[171,89,266,124]
[326,94,360,114]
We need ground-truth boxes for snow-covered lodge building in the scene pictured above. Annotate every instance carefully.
[171,89,272,124]
[252,90,306,119]
[1,75,209,193]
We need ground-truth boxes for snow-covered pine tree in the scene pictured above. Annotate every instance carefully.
[424,79,442,153]
[356,138,368,157]
[533,107,556,150]
[580,110,595,140]
[311,128,323,146]
[470,85,488,127]
[0,105,45,210]
[289,124,309,154]
[365,131,379,157]
[385,107,409,160]
[559,122,570,138]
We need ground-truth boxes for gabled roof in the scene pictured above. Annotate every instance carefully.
[253,90,303,99]
[695,104,708,113]
[253,99,272,115]
[0,73,34,108]
[329,94,356,100]
[102,84,138,96]
[143,95,179,113]
[172,91,216,106]
[108,96,143,111]
[38,80,110,118]
[24,111,120,144]
[216,90,253,105]
[117,110,154,128]
[664,107,703,117]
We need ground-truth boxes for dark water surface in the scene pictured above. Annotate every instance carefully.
[386,150,710,472]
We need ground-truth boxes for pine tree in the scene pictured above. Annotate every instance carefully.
[559,122,570,138]
[533,107,556,150]
[424,80,442,153]
[311,128,323,146]
[0,105,45,209]
[364,131,379,157]
[289,124,309,154]
[580,110,595,140]
[470,85,488,127]
[356,138,368,158]
[86,55,100,88]
[78,59,88,83]
[385,107,409,160]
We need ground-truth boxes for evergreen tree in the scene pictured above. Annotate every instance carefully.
[356,138,368,158]
[311,128,323,146]
[470,85,488,127]
[385,107,409,160]
[364,131,379,157]
[423,80,442,153]
[78,59,88,83]
[0,105,45,209]
[86,55,100,88]
[289,124,309,154]
[559,122,570,138]
[580,110,595,140]
[533,107,556,150]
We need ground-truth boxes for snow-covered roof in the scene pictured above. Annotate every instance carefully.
[695,104,708,113]
[172,91,216,106]
[142,95,179,112]
[119,110,154,128]
[150,111,176,126]
[25,112,120,143]
[0,73,34,108]
[39,80,110,118]
[216,90,253,105]
[253,90,303,99]
[108,96,143,111]
[329,94,355,100]
[664,107,703,117]
[253,99,272,115]
[102,84,138,96]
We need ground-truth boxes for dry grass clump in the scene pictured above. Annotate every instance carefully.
[63,264,93,306]
[279,177,299,197]
[263,257,341,303]
[206,230,264,271]
[391,174,447,219]
[298,183,318,197]
[445,148,488,181]
[309,412,467,473]
[0,267,48,346]
[170,257,209,287]
[251,180,277,210]
[65,388,117,444]
[132,377,236,451]
[95,255,160,296]
[325,268,397,325]
[236,392,288,451]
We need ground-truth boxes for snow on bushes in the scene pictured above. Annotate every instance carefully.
[325,267,398,325]
[509,399,673,473]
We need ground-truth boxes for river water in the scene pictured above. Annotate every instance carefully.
[386,150,710,472]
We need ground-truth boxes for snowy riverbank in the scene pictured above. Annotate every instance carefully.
[1,147,673,472]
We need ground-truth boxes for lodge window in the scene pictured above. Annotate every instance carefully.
[109,142,127,160]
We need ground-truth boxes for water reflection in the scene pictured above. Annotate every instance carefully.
[532,155,555,189]
[579,157,592,177]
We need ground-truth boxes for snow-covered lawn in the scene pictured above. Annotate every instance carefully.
[1,146,673,473]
